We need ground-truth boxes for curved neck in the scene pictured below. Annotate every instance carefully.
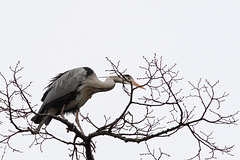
[92,77,116,92]
[103,77,116,90]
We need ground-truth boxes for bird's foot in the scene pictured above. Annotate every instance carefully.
[60,113,66,120]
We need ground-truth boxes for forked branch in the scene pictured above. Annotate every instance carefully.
[0,56,238,160]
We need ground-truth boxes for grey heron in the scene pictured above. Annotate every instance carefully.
[31,67,144,133]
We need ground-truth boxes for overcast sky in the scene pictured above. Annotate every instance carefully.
[0,1,239,160]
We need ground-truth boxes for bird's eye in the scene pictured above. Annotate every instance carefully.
[123,74,132,81]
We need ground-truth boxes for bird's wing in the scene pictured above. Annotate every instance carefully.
[37,67,91,114]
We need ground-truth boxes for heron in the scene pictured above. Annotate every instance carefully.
[31,67,145,133]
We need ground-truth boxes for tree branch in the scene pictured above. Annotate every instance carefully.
[0,56,238,160]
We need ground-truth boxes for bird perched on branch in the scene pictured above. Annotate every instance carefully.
[31,67,145,133]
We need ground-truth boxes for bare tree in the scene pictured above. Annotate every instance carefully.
[0,55,238,160]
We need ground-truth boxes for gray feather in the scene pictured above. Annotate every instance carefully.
[32,67,92,124]
[43,68,86,105]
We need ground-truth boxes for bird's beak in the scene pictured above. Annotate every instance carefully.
[132,81,146,90]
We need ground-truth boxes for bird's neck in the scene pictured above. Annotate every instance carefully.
[91,77,115,92]
[104,77,116,90]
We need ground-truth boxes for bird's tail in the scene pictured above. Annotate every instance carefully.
[31,115,52,125]
[31,107,58,125]
[31,115,42,124]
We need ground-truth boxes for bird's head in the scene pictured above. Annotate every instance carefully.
[112,74,145,89]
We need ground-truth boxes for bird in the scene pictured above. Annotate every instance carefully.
[31,67,145,133]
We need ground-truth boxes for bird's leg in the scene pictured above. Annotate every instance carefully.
[60,104,66,120]
[75,109,84,134]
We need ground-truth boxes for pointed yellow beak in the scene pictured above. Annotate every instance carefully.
[132,81,146,90]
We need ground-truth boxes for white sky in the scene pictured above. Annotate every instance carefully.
[0,1,239,160]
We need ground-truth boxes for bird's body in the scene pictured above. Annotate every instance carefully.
[31,67,144,132]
